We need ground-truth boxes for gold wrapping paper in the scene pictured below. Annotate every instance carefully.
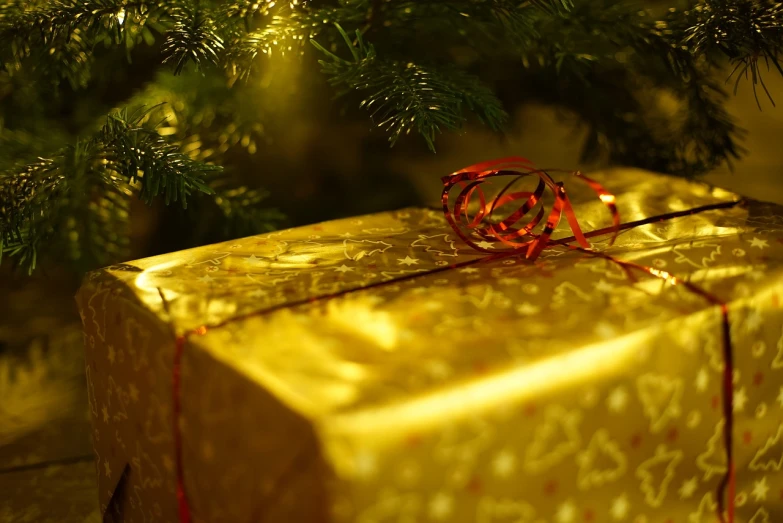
[76,168,783,523]
[0,461,99,522]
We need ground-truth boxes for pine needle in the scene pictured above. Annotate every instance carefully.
[0,106,218,273]
[312,25,508,151]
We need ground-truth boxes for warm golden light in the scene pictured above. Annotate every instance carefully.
[76,177,778,523]
[134,261,182,301]
[326,299,399,351]
[647,268,677,284]
[324,328,644,445]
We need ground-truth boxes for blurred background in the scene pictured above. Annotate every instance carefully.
[1,0,783,520]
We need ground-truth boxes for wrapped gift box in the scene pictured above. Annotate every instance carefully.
[76,168,783,523]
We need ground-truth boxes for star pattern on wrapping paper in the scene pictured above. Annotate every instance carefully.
[459,267,479,274]
[752,476,770,501]
[524,283,541,295]
[679,477,698,499]
[555,500,576,523]
[745,310,763,332]
[750,237,770,249]
[476,241,495,249]
[607,387,629,413]
[686,410,702,429]
[695,367,709,392]
[198,274,215,283]
[397,256,420,266]
[734,387,748,412]
[245,254,263,264]
[428,492,453,520]
[491,449,516,478]
[609,494,629,520]
[334,264,354,273]
[516,302,540,316]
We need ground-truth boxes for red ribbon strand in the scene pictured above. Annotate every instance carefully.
[173,334,192,523]
[441,156,620,261]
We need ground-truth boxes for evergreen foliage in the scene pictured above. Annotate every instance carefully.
[312,26,508,151]
[1,0,782,272]
[0,107,218,272]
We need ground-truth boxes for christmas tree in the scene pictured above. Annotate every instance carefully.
[1,0,782,274]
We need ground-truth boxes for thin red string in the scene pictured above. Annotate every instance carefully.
[173,334,191,523]
[170,158,741,523]
[441,157,619,258]
[569,248,735,523]
[719,303,736,523]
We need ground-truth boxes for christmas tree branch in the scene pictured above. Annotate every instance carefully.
[225,6,363,79]
[312,26,508,151]
[99,106,217,205]
[211,184,285,238]
[0,106,218,272]
[0,0,169,85]
[677,0,783,106]
[162,2,225,75]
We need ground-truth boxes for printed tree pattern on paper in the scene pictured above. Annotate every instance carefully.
[74,171,783,522]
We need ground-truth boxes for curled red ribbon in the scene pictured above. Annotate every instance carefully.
[441,156,620,261]
[442,157,736,523]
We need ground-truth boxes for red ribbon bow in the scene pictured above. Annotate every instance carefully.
[441,157,736,523]
[441,156,620,261]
